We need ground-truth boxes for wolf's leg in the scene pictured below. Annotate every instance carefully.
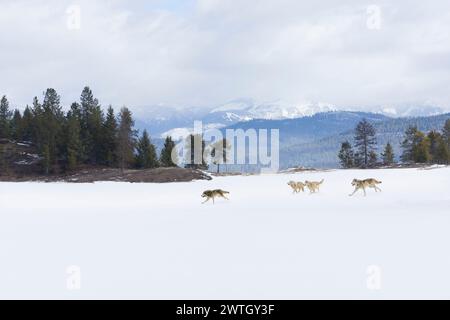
[202,198,210,204]
[376,186,382,192]
[363,187,366,196]
[349,187,358,196]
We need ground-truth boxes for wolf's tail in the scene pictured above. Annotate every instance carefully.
[319,179,324,184]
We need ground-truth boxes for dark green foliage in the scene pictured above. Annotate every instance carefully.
[0,87,149,175]
[420,129,449,164]
[21,106,34,141]
[381,142,395,165]
[412,132,431,163]
[336,119,378,168]
[10,109,23,141]
[443,119,450,148]
[401,126,419,163]
[401,128,431,164]
[38,89,64,173]
[30,96,45,151]
[80,87,104,164]
[102,106,118,166]
[338,141,354,168]
[368,150,378,168]
[354,119,377,168]
[397,119,450,165]
[160,136,177,167]
[117,107,136,171]
[135,130,158,169]
[435,139,450,164]
[0,95,12,139]
[427,131,443,163]
[63,103,83,171]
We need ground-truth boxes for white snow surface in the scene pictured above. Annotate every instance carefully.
[0,167,449,299]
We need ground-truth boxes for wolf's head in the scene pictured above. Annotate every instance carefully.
[201,191,210,198]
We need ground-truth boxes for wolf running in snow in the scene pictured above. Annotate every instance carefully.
[288,179,324,194]
[349,178,382,196]
[201,177,383,204]
[201,189,230,204]
[287,181,306,193]
[305,179,324,193]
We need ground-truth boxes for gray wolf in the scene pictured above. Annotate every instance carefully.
[201,189,230,204]
[305,179,324,193]
[349,178,382,196]
[287,181,306,193]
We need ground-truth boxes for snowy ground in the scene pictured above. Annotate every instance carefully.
[0,167,449,299]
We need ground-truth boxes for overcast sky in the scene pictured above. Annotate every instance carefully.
[1,0,450,111]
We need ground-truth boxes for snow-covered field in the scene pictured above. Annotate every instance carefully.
[0,167,449,299]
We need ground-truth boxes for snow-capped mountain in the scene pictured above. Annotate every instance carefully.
[362,104,448,118]
[209,98,336,122]
[133,99,336,138]
[132,99,448,140]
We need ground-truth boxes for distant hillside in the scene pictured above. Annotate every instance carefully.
[281,113,450,168]
[224,111,390,146]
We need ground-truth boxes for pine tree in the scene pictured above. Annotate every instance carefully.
[368,150,378,168]
[102,106,118,166]
[40,88,64,172]
[64,103,82,171]
[117,107,136,172]
[135,130,158,169]
[443,119,450,148]
[412,131,430,163]
[401,126,419,163]
[427,130,443,163]
[353,119,377,168]
[0,95,12,139]
[381,142,395,166]
[80,86,104,164]
[433,138,450,164]
[160,136,177,167]
[338,141,354,168]
[21,106,34,141]
[10,109,23,141]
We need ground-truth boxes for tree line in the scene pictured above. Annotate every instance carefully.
[0,87,177,174]
[338,118,450,168]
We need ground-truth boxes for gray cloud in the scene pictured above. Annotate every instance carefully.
[1,0,450,111]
